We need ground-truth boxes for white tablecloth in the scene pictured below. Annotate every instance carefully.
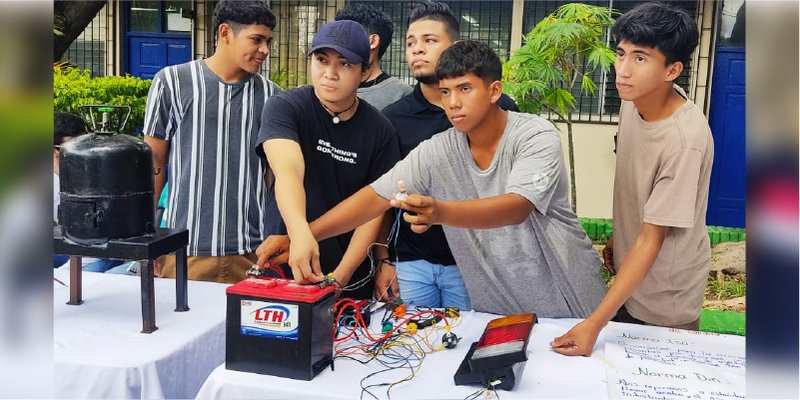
[54,269,228,399]
[196,312,611,399]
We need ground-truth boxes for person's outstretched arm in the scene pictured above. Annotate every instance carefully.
[393,193,533,233]
[310,186,393,241]
[257,188,532,265]
[263,139,323,284]
[256,186,392,267]
[549,223,666,356]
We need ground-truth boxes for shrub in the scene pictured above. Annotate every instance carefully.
[269,65,305,89]
[53,67,151,136]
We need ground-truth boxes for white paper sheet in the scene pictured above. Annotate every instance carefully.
[603,322,745,400]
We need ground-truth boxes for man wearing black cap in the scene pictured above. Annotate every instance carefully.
[255,20,401,299]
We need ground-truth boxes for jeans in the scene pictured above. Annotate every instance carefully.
[105,261,138,275]
[395,259,471,310]
[53,254,123,273]
[53,254,69,268]
[82,258,124,273]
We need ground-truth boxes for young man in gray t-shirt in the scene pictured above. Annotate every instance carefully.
[335,3,412,110]
[257,40,606,317]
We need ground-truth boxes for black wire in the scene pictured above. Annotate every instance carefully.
[382,307,393,324]
[386,348,422,400]
[335,316,442,400]
[464,380,501,400]
[335,333,410,369]
[360,350,421,400]
[353,334,426,400]
[463,387,485,400]
[342,258,375,292]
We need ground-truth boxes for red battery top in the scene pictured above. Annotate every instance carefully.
[226,277,336,303]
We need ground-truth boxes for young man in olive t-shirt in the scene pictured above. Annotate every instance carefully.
[551,2,714,357]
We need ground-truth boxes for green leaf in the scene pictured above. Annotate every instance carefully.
[580,74,597,95]
[556,3,590,20]
[539,63,566,86]
[541,88,575,117]
[587,43,616,72]
[532,22,591,50]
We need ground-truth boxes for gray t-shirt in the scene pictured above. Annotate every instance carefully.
[371,112,606,317]
[357,76,413,111]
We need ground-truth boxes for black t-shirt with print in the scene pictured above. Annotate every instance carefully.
[257,86,401,299]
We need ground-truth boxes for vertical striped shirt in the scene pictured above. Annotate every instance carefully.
[143,60,281,256]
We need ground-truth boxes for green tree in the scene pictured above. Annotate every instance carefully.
[503,3,616,213]
[54,0,107,62]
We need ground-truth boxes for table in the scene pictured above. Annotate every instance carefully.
[54,226,189,333]
[54,269,227,399]
[196,312,611,399]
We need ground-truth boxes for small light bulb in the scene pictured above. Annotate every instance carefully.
[395,179,408,201]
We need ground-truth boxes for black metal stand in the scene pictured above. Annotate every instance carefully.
[54,226,190,333]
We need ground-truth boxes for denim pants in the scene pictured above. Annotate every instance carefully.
[395,259,471,310]
[53,255,123,273]
[82,258,124,273]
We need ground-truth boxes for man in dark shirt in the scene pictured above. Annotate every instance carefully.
[256,20,401,299]
[378,1,519,308]
[335,3,413,110]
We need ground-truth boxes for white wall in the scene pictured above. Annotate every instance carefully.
[553,122,618,219]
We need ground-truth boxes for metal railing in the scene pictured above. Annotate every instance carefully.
[65,4,109,77]
[68,0,702,120]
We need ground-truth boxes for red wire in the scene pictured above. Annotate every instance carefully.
[332,298,362,341]
[264,263,286,279]
[332,301,449,343]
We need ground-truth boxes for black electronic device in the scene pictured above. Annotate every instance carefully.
[452,313,537,391]
[453,342,526,391]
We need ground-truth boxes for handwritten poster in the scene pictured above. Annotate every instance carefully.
[603,322,745,400]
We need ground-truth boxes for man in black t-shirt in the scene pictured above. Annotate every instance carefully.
[255,20,401,299]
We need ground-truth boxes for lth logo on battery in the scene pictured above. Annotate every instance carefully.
[254,306,288,323]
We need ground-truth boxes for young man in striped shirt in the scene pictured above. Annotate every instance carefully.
[143,0,281,283]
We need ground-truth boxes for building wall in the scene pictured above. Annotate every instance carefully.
[105,1,116,75]
[553,122,617,218]
[82,0,718,219]
[694,0,717,113]
[194,0,209,60]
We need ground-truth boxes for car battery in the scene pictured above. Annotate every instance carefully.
[225,277,336,380]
